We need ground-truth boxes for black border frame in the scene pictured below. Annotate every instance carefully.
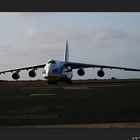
[0,0,140,11]
[0,128,140,140]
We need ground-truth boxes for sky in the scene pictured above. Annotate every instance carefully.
[0,12,140,80]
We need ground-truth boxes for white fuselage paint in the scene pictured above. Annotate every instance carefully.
[42,59,73,82]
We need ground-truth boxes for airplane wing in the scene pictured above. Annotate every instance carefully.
[0,64,46,74]
[65,62,140,72]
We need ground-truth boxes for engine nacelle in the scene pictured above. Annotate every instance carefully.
[29,70,36,78]
[12,71,20,80]
[77,68,85,76]
[97,69,105,77]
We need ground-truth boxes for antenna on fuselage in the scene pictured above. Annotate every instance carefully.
[65,40,69,62]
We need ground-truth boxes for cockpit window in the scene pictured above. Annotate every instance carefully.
[47,59,56,64]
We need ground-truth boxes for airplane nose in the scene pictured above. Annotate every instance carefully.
[42,64,51,78]
[47,68,52,75]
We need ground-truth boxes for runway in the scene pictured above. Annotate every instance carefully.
[0,79,140,127]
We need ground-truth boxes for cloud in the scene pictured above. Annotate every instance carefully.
[25,26,38,38]
[90,28,129,41]
[25,26,86,42]
[1,26,139,59]
[24,26,140,49]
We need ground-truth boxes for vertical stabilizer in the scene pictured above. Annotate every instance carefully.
[65,40,69,62]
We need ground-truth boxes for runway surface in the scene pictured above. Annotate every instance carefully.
[0,79,140,128]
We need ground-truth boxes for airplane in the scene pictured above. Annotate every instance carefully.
[0,40,140,84]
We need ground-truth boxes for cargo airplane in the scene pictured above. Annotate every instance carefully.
[0,40,140,84]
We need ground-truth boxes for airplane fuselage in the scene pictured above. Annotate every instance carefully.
[42,59,73,83]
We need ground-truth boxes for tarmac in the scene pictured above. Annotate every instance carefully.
[0,79,140,128]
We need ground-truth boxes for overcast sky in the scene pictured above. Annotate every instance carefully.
[0,12,140,80]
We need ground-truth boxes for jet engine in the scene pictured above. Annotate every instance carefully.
[77,68,85,76]
[29,69,36,78]
[12,71,20,80]
[97,69,105,77]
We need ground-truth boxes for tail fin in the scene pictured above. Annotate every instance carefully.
[65,40,69,62]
